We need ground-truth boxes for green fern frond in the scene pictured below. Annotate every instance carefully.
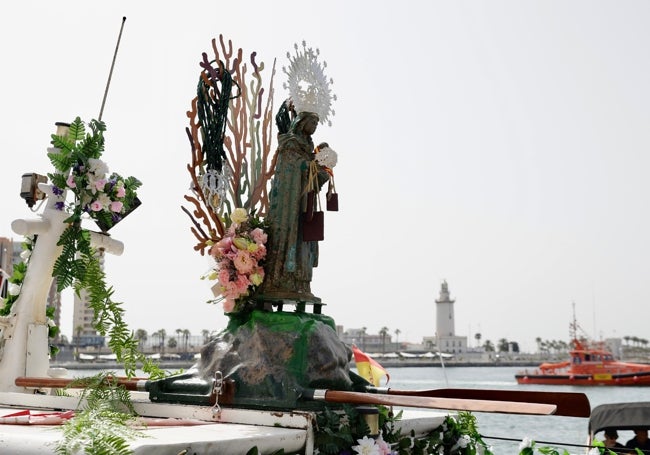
[67,117,86,141]
[49,133,75,153]
[48,173,68,191]
[47,152,74,174]
[55,373,145,455]
[89,118,107,135]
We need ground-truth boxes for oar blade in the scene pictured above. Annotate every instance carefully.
[319,390,556,415]
[384,388,590,418]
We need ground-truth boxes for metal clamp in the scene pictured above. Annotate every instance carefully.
[211,371,223,418]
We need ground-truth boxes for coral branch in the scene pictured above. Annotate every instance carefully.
[184,35,278,255]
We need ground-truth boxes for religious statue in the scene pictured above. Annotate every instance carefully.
[255,110,330,304]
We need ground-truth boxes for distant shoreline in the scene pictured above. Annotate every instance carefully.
[52,361,195,371]
[52,359,540,371]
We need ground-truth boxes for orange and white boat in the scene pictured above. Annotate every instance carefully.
[516,314,650,386]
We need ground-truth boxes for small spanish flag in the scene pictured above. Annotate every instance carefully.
[352,345,390,387]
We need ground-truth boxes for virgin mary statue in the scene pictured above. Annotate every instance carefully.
[255,111,329,304]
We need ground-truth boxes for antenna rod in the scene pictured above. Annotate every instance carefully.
[99,16,127,121]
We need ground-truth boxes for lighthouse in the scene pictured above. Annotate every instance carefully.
[430,280,468,355]
[436,280,455,337]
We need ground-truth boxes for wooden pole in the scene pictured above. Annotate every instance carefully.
[98,17,127,121]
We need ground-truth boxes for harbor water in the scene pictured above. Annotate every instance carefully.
[69,365,648,454]
[388,366,648,453]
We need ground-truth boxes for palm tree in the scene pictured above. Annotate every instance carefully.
[379,327,389,353]
[182,329,191,352]
[175,329,182,351]
[75,325,83,360]
[135,329,148,350]
[153,329,166,354]
[168,337,178,349]
[394,328,401,350]
[483,340,495,352]
[497,338,509,353]
[474,332,482,348]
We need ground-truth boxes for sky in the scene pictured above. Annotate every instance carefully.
[1,1,649,353]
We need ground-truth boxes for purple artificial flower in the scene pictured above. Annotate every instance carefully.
[52,186,64,196]
[54,201,65,211]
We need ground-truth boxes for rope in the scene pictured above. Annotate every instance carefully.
[302,161,320,196]
[482,434,597,450]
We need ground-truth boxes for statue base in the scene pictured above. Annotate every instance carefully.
[147,310,365,410]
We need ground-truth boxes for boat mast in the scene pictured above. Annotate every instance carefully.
[570,301,577,341]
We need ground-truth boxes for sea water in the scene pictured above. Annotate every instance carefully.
[70,365,649,454]
[389,366,649,454]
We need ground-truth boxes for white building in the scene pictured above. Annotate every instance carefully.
[423,281,468,354]
[71,251,105,347]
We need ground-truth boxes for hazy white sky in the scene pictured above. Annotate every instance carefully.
[1,1,649,352]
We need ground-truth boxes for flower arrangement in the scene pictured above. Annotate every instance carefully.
[206,208,268,313]
[49,118,141,233]
[42,117,161,379]
[314,406,493,455]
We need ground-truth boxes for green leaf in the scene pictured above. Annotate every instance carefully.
[67,117,86,141]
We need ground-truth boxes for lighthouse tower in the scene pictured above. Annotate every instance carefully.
[436,280,455,337]
[432,280,467,354]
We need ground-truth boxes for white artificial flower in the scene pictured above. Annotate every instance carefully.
[8,283,21,296]
[351,436,380,455]
[88,158,109,176]
[519,437,533,451]
[20,249,31,262]
[230,208,248,225]
[98,193,112,208]
[458,434,471,448]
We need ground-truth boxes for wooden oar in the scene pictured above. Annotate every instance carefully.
[15,377,563,416]
[364,387,590,418]
[301,389,556,415]
[15,376,148,392]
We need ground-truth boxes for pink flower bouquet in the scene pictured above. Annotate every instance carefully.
[207,208,268,313]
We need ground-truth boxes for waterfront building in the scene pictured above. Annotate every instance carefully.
[339,327,394,353]
[71,250,105,348]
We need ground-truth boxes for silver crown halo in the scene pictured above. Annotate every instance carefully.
[283,40,337,126]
